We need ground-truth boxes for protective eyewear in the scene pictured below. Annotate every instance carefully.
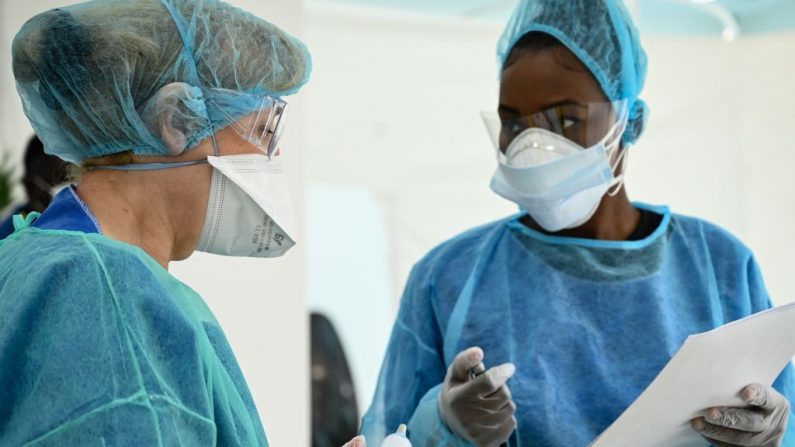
[481,99,629,153]
[212,93,288,158]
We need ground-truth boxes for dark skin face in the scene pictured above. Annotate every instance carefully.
[499,46,641,241]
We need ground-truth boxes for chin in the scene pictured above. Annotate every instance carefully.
[172,250,195,262]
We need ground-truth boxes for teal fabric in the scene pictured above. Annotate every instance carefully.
[361,204,795,446]
[0,224,268,446]
[0,205,27,240]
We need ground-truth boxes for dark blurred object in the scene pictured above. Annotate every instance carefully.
[22,136,70,212]
[0,158,11,211]
[0,136,70,240]
[311,312,359,447]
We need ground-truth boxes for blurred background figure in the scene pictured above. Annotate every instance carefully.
[0,135,69,240]
[311,313,360,447]
[0,158,11,212]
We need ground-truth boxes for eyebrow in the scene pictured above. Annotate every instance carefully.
[498,104,521,116]
[498,99,587,116]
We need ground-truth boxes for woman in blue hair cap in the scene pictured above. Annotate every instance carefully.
[0,1,364,446]
[362,1,795,446]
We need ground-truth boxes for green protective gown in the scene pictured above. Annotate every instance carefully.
[0,217,268,446]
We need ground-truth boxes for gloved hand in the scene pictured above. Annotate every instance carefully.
[691,383,790,447]
[439,347,517,447]
[342,435,366,447]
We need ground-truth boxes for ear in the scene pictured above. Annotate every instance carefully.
[142,82,205,156]
[159,109,187,156]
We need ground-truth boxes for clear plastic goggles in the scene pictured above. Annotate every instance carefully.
[210,91,288,158]
[481,99,629,154]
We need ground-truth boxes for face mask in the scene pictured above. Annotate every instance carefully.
[489,116,628,232]
[197,154,296,258]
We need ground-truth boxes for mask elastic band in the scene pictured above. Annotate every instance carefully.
[600,105,630,153]
[92,108,220,172]
[607,148,629,197]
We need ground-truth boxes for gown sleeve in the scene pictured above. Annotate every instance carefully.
[361,263,472,446]
[0,239,216,446]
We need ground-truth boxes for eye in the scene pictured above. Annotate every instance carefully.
[562,117,581,129]
[504,121,525,137]
[254,123,276,144]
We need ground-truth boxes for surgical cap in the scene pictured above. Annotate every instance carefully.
[497,0,648,145]
[12,0,313,164]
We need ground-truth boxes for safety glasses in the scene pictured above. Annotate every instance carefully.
[481,99,629,153]
[209,90,289,158]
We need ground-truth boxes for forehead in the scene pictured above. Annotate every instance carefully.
[499,48,608,114]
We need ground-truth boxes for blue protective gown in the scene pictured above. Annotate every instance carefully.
[362,203,795,446]
[0,187,269,446]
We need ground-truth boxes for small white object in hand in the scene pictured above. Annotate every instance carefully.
[380,424,412,447]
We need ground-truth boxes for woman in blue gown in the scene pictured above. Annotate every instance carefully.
[362,1,794,446]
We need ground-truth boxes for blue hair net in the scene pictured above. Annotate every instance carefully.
[12,0,313,165]
[497,0,648,145]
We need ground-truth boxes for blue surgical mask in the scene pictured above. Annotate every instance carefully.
[489,117,628,232]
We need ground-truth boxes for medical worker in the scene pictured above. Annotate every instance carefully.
[362,1,794,446]
[0,1,364,445]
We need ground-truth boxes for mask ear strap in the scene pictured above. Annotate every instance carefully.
[210,124,220,157]
[601,104,631,151]
[94,122,220,172]
[603,102,631,196]
[607,148,629,197]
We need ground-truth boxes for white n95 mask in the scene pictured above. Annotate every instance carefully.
[197,154,296,258]
[489,114,629,233]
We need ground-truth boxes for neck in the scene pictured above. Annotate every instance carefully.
[76,170,186,269]
[523,188,641,241]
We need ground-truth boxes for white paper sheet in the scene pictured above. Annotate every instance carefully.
[590,302,795,447]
